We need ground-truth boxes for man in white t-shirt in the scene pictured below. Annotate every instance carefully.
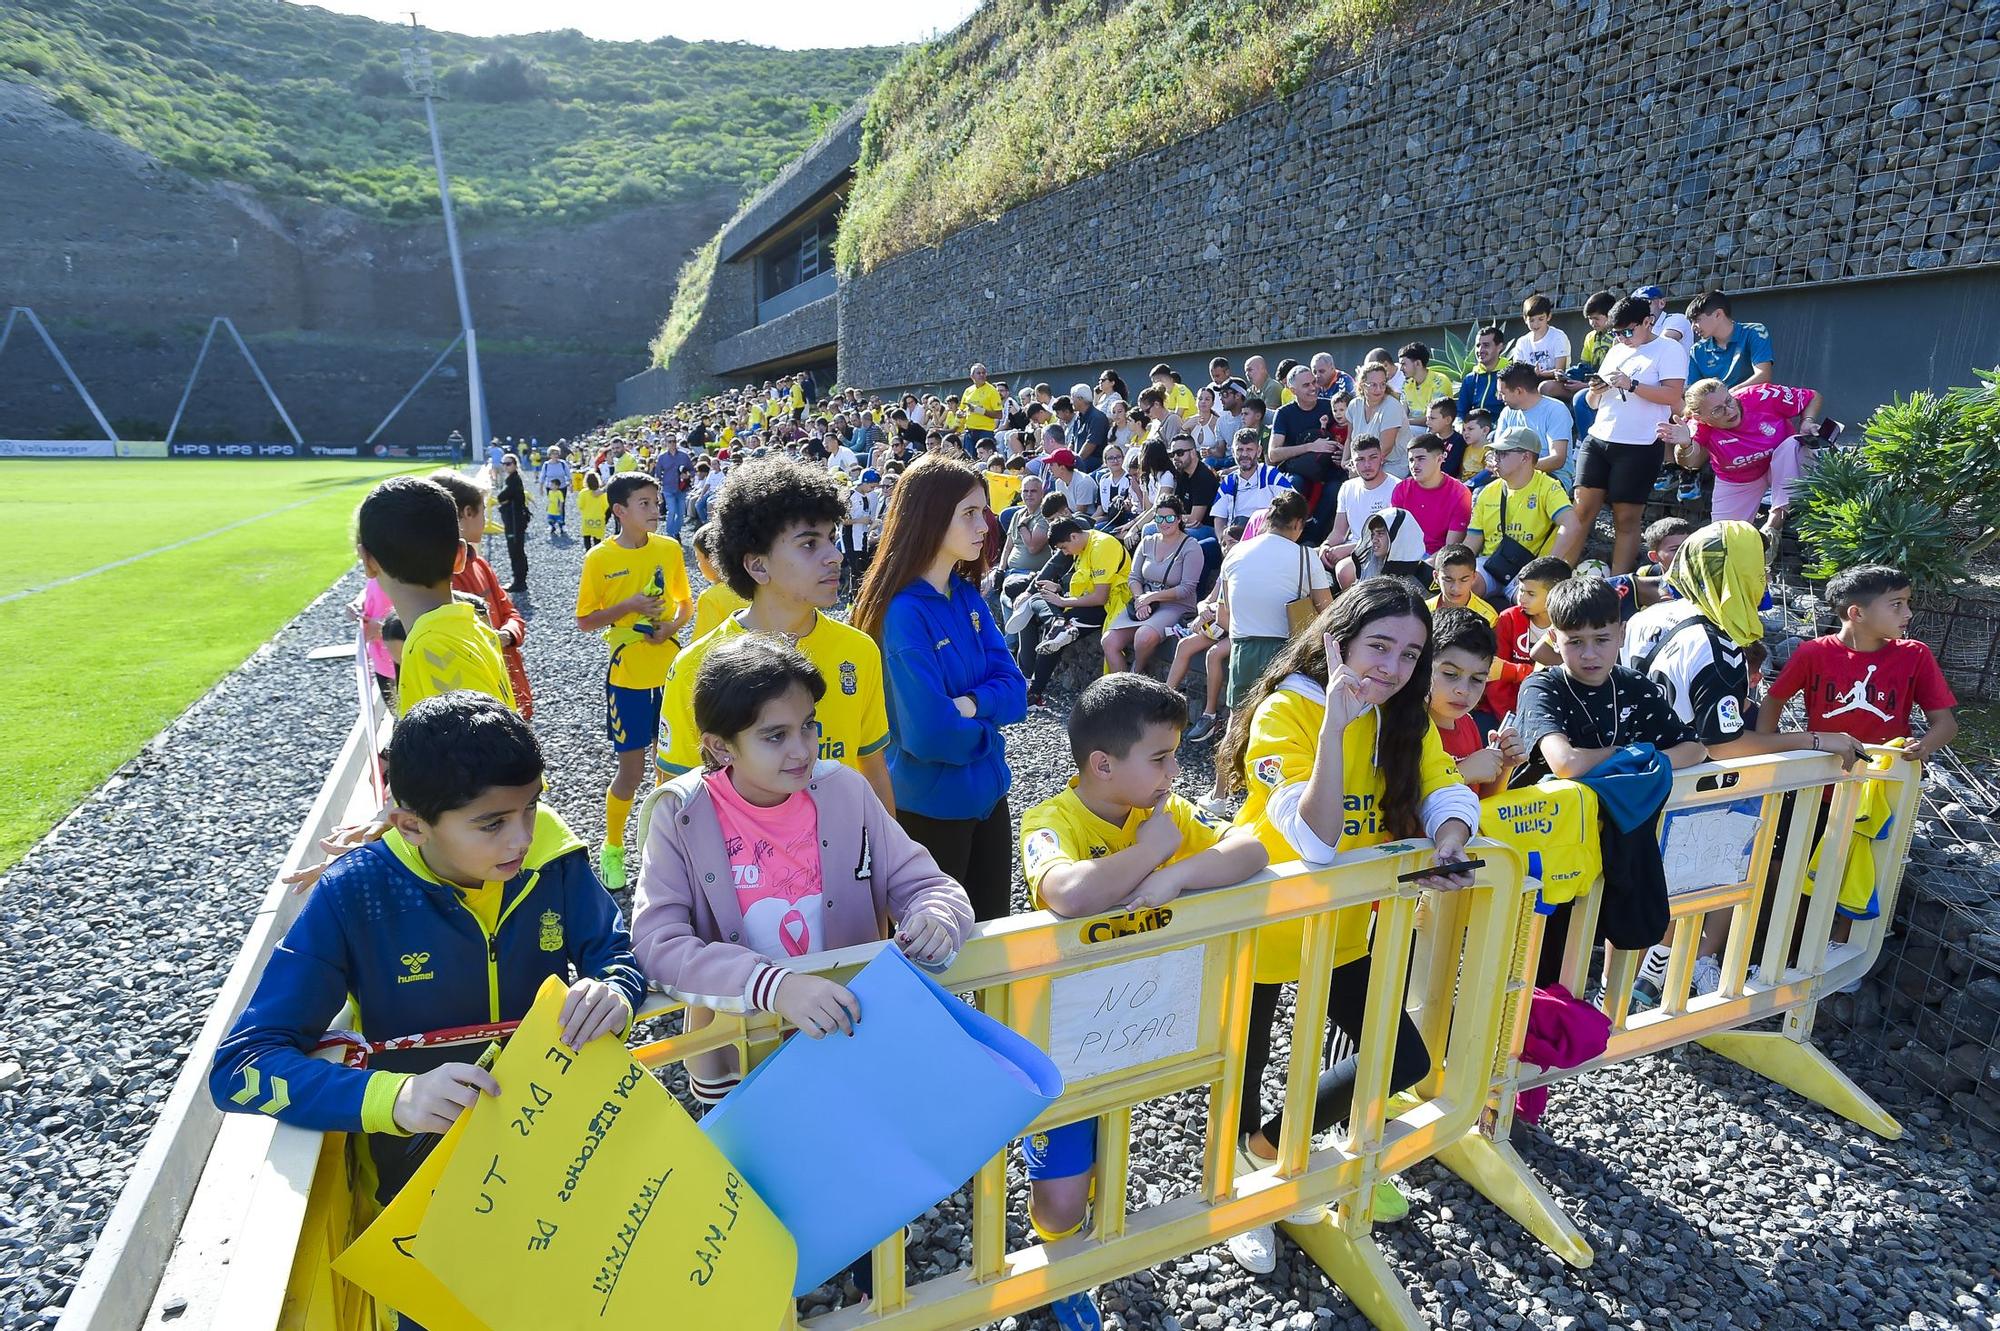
[825,436,859,476]
[1580,295,1690,572]
[1043,447,1099,518]
[1317,433,1397,587]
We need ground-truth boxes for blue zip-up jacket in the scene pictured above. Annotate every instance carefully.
[879,574,1028,820]
[209,806,645,1199]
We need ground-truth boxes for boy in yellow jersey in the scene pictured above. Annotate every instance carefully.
[1018,673,1265,1331]
[575,473,693,888]
[1428,543,1498,624]
[577,471,609,550]
[1021,517,1130,705]
[656,459,895,812]
[688,522,749,638]
[356,475,516,717]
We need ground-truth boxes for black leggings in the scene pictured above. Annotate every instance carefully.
[1237,954,1433,1142]
[896,798,1015,922]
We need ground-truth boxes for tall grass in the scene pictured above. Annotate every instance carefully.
[837,0,1408,275]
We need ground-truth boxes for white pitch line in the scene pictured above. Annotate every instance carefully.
[0,496,325,606]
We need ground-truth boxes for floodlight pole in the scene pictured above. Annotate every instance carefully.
[402,17,489,463]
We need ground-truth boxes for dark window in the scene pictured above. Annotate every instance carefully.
[758,211,839,301]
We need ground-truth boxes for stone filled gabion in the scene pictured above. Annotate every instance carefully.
[3,527,1999,1329]
[836,0,2000,390]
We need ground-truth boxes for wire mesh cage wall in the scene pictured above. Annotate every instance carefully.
[1819,749,2000,1147]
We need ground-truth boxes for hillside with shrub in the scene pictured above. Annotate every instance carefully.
[0,0,898,225]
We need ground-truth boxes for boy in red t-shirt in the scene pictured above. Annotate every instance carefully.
[1758,564,1957,757]
[1483,555,1571,726]
[1429,608,1523,795]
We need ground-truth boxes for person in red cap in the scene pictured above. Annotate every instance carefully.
[1041,445,1099,520]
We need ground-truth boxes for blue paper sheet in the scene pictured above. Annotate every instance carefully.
[701,944,1063,1294]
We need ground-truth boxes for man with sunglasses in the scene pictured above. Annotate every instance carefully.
[1579,296,1689,572]
[1168,433,1219,537]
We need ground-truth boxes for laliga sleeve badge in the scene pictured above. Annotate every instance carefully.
[1254,755,1285,787]
[1717,695,1744,734]
[1024,827,1062,870]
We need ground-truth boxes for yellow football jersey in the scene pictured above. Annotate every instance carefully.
[1232,683,1462,981]
[1020,780,1221,906]
[656,612,888,777]
[398,602,517,716]
[575,533,693,690]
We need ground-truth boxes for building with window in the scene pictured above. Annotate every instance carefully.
[618,105,858,414]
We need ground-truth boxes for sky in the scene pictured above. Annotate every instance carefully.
[286,0,981,48]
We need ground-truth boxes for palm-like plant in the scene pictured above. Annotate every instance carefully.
[1791,369,2000,590]
[1431,322,1486,382]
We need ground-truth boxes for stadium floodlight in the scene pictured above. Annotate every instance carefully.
[400,15,489,463]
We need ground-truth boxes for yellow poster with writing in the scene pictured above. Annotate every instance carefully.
[342,977,796,1331]
[332,1117,486,1330]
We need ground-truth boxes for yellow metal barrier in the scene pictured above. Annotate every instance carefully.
[623,838,1536,1331]
[1441,746,1922,1264]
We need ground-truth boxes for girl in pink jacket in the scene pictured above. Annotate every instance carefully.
[631,633,974,1104]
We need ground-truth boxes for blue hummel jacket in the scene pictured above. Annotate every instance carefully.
[210,806,645,1198]
[878,574,1028,820]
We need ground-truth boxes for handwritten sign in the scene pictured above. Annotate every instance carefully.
[1660,799,1763,896]
[339,976,796,1330]
[332,1116,484,1331]
[1047,945,1204,1083]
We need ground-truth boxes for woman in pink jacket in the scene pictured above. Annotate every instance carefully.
[631,633,974,1105]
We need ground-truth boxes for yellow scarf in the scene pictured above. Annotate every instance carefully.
[1667,520,1766,646]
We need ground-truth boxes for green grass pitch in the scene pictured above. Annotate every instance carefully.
[0,459,424,872]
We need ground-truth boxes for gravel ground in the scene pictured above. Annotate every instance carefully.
[3,522,1996,1330]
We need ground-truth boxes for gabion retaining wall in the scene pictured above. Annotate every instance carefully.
[839,0,2000,390]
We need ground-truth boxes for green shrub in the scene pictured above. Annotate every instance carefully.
[1792,369,2000,591]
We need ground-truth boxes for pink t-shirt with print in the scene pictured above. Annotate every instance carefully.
[1691,382,1814,483]
[706,769,825,959]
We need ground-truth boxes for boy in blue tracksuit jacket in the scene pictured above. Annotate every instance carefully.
[210,692,647,1208]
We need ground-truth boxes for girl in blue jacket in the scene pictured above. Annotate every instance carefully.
[852,454,1028,920]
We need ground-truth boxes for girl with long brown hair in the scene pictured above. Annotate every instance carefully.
[1214,577,1480,1274]
[852,454,1028,920]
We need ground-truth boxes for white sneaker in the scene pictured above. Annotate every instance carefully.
[1636,943,1672,990]
[1226,1224,1278,1275]
[1691,954,1722,996]
[1004,594,1043,634]
[1196,793,1233,820]
[1036,620,1080,655]
[1237,1138,1324,1226]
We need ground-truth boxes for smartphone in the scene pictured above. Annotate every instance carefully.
[1815,418,1843,444]
[1398,858,1486,882]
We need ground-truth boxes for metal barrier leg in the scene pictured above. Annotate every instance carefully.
[1434,1131,1594,1267]
[1282,1212,1425,1331]
[1695,1029,1903,1140]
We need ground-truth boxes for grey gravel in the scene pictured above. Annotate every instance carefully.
[3,524,1997,1330]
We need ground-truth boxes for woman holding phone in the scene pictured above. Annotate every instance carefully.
[853,454,1027,921]
[1214,577,1479,1273]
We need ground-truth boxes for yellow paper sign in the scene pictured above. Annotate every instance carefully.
[414,976,796,1329]
[332,1117,487,1330]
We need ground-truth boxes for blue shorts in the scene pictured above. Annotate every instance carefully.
[605,682,662,753]
[1020,1118,1096,1181]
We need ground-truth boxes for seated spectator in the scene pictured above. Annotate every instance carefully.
[1429,543,1498,625]
[1508,292,1571,379]
[1637,516,1692,578]
[1391,434,1473,556]
[1319,434,1398,588]
[1398,341,1457,424]
[1359,507,1432,587]
[1168,432,1221,545]
[1685,290,1775,389]
[1269,366,1346,542]
[1429,608,1523,796]
[1347,364,1410,473]
[1423,398,1468,479]
[1495,362,1575,493]
[1042,447,1100,519]
[1456,325,1508,419]
[1103,495,1203,673]
[1213,428,1296,546]
[1465,428,1582,598]
[1016,517,1131,705]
